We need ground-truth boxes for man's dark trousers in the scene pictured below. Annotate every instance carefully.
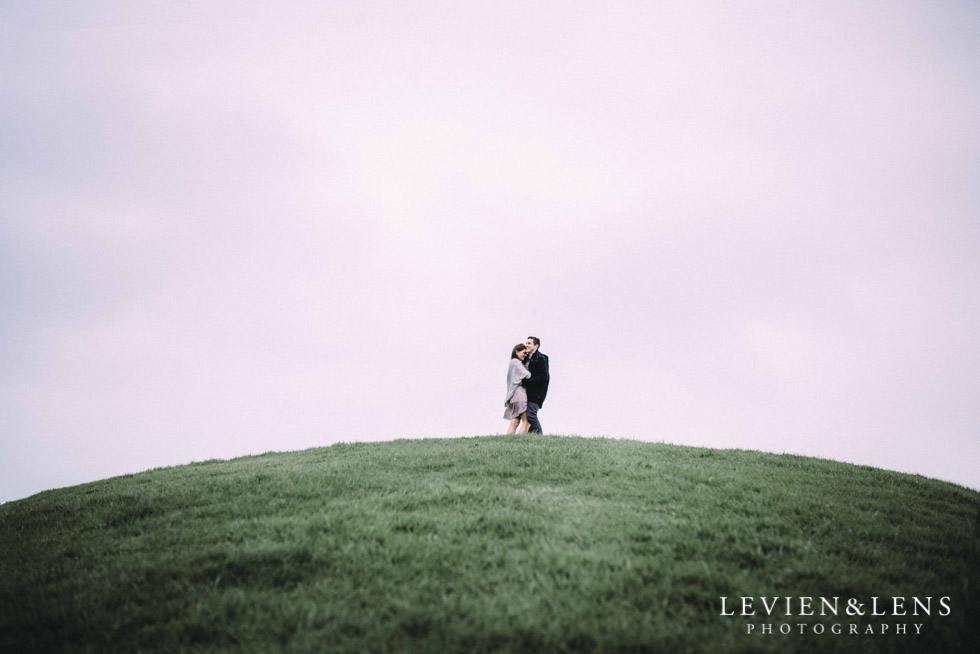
[526,401,542,434]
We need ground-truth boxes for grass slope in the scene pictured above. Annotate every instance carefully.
[1,436,977,653]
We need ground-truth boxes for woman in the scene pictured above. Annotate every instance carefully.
[504,343,532,434]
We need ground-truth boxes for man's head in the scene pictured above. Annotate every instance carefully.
[525,336,540,355]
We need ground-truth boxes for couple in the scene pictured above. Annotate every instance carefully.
[504,336,550,435]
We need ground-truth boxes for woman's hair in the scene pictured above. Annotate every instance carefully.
[511,343,527,360]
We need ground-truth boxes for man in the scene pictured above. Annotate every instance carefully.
[521,336,549,434]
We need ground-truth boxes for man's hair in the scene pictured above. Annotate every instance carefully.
[526,336,540,347]
[511,343,527,360]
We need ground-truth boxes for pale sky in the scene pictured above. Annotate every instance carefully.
[2,1,978,502]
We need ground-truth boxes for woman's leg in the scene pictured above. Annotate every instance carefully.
[506,417,520,434]
[517,412,530,434]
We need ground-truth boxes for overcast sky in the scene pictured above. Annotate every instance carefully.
[2,1,978,502]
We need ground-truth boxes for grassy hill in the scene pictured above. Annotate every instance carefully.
[1,436,977,653]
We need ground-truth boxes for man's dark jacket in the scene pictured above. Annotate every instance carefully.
[523,351,550,406]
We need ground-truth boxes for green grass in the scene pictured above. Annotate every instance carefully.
[1,436,977,653]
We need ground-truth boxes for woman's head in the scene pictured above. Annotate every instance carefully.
[511,343,527,360]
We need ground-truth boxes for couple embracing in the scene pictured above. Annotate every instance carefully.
[504,336,550,435]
